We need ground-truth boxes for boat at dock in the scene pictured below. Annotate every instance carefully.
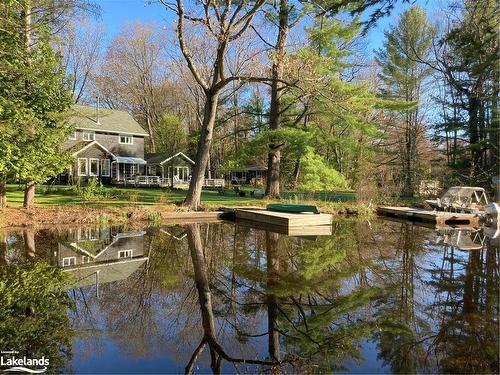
[266,204,320,214]
[425,186,490,213]
[379,186,499,227]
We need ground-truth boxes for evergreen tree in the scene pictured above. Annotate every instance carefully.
[375,6,435,196]
[435,0,499,185]
[0,0,73,208]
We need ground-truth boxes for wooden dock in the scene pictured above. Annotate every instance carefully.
[234,208,332,228]
[378,206,480,227]
[380,215,480,231]
[235,218,333,236]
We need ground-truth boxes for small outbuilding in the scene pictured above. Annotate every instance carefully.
[229,165,267,186]
[144,152,194,184]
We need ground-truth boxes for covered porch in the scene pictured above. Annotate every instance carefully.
[112,156,148,185]
[113,153,225,188]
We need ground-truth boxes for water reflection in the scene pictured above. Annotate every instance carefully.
[0,220,498,374]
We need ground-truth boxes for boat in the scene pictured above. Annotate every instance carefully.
[266,204,320,214]
[426,186,490,213]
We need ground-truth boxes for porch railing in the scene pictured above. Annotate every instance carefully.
[135,176,160,185]
[117,175,225,188]
[203,178,225,187]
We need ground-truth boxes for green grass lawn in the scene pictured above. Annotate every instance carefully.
[5,184,356,208]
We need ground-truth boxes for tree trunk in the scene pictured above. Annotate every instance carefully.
[265,231,281,362]
[183,91,219,210]
[207,152,212,180]
[468,96,480,180]
[490,74,499,174]
[0,230,7,267]
[187,223,217,340]
[292,158,301,189]
[23,228,35,257]
[265,0,289,198]
[23,181,35,209]
[146,114,156,152]
[0,178,6,209]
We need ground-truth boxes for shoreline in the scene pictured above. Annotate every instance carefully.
[0,202,373,228]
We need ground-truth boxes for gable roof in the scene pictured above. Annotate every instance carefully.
[145,152,195,165]
[66,230,146,260]
[63,258,148,287]
[70,140,116,157]
[70,105,149,137]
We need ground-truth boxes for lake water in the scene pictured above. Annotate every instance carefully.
[0,219,498,374]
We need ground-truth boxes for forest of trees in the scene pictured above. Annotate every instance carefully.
[0,0,498,209]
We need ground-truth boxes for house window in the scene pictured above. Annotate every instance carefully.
[78,158,88,176]
[82,256,92,264]
[88,228,98,240]
[147,166,156,175]
[124,164,137,175]
[101,159,110,176]
[119,134,133,144]
[89,159,99,176]
[62,257,76,267]
[68,131,77,140]
[118,250,133,259]
[82,131,95,141]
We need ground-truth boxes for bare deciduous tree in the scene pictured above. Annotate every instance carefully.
[56,18,104,103]
[160,0,268,209]
[92,23,168,151]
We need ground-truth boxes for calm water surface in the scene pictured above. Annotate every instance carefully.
[1,219,498,374]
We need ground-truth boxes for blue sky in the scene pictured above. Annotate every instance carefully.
[95,0,448,55]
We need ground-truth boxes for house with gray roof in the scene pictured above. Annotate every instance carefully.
[61,105,224,187]
[62,105,148,184]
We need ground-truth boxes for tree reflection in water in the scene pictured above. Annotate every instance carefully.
[185,223,279,373]
[0,220,497,373]
[184,222,388,373]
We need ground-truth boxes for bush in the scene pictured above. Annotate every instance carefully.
[0,262,75,372]
[299,147,348,192]
[147,211,161,225]
[75,178,107,201]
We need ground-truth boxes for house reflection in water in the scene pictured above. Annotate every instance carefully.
[56,227,148,290]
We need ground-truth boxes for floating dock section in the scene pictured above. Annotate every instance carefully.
[235,218,333,236]
[233,208,332,233]
[378,206,480,227]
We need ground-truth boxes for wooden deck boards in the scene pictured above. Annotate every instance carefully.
[378,206,480,226]
[234,208,332,228]
[235,218,333,236]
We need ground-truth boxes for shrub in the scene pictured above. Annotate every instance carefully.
[96,214,109,226]
[0,262,75,372]
[129,191,138,205]
[299,147,348,192]
[75,178,107,201]
[147,211,161,225]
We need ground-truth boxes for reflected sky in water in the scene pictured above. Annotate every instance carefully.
[0,219,498,374]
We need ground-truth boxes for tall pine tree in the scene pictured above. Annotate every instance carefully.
[375,6,435,197]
